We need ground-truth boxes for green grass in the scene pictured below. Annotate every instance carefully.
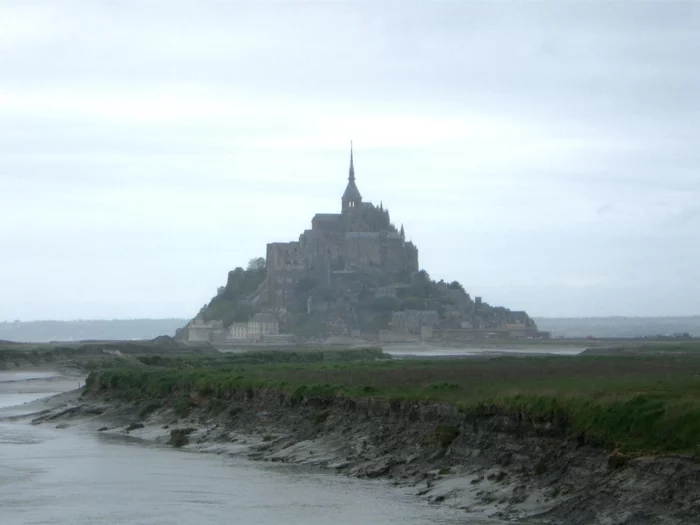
[84,352,700,455]
[135,347,388,368]
[585,340,700,354]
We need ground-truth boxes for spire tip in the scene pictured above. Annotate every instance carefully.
[348,141,355,181]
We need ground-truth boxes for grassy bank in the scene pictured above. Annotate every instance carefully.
[0,338,219,370]
[85,351,700,455]
[135,347,387,368]
[581,340,700,355]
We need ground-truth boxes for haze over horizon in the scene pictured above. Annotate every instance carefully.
[2,1,698,321]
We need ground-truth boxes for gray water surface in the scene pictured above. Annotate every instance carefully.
[0,372,485,525]
[383,343,584,358]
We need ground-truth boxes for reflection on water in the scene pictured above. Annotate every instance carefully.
[384,344,584,358]
[0,371,59,382]
[0,373,479,525]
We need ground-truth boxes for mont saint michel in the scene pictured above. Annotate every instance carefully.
[182,147,543,345]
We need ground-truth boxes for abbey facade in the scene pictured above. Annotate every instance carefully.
[266,146,419,308]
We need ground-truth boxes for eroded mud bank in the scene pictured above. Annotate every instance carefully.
[32,387,700,525]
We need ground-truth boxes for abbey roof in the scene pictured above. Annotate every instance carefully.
[342,179,362,201]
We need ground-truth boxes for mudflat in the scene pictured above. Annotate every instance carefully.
[0,370,468,525]
[25,346,700,524]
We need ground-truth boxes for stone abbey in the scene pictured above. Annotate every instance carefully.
[266,144,419,308]
[182,144,544,344]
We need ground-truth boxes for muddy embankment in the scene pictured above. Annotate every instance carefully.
[35,385,700,525]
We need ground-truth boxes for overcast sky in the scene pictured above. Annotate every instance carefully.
[1,1,698,321]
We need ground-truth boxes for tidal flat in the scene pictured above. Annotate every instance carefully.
[25,345,700,524]
[0,367,469,525]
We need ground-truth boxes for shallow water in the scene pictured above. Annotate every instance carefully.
[384,344,584,358]
[0,371,59,382]
[0,372,490,525]
[0,391,60,410]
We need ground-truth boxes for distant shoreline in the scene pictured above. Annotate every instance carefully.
[2,315,700,343]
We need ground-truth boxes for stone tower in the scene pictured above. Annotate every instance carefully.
[266,144,420,307]
[341,142,362,214]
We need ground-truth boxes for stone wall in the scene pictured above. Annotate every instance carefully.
[379,329,420,343]
[188,325,212,342]
[343,232,415,273]
[266,242,305,307]
[391,310,440,335]
[226,316,280,342]
[228,322,248,340]
[267,203,420,308]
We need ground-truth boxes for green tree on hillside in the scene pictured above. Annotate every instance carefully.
[247,257,266,271]
[448,281,465,293]
[199,258,267,326]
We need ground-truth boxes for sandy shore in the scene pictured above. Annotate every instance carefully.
[17,386,700,525]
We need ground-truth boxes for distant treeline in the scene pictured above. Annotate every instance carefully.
[0,319,189,343]
[535,316,700,338]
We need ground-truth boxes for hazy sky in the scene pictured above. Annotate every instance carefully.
[1,1,698,321]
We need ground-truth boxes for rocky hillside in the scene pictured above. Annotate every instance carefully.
[185,258,536,339]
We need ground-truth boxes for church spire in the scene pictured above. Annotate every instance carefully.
[400,224,405,237]
[349,141,355,181]
[341,141,362,212]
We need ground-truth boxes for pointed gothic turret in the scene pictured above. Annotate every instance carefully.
[400,224,405,238]
[342,141,362,213]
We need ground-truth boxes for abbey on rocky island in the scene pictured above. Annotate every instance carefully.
[266,144,419,308]
[182,144,544,344]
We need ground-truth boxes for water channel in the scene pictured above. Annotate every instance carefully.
[0,371,491,525]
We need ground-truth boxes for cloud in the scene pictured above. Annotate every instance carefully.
[0,5,59,48]
[0,1,698,320]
